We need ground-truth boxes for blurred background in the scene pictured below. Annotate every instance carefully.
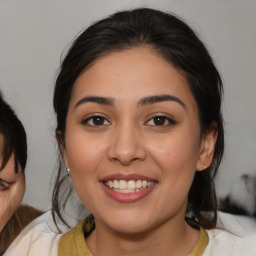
[0,0,255,211]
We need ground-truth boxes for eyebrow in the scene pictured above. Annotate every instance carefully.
[74,96,114,109]
[138,95,186,109]
[74,94,186,110]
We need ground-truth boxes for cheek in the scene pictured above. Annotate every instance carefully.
[147,129,201,204]
[149,132,201,173]
[14,177,25,206]
[148,137,200,210]
[65,135,106,203]
[67,135,105,175]
[0,194,12,231]
[11,176,25,210]
[0,177,25,231]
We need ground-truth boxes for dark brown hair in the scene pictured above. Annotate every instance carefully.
[0,92,27,173]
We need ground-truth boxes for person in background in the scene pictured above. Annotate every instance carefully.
[0,92,42,255]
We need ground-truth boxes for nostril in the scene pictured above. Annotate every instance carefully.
[107,127,146,165]
[108,146,146,165]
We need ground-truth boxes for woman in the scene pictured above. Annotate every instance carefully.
[4,8,256,256]
[0,92,42,255]
[53,8,222,255]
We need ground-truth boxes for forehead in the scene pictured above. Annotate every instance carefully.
[71,47,197,111]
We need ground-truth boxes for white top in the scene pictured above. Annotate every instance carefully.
[205,212,256,255]
[4,211,256,256]
[3,211,67,256]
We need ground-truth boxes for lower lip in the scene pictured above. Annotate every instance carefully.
[101,183,156,203]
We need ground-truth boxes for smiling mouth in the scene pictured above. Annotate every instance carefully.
[103,180,156,193]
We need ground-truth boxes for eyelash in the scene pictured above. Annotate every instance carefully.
[81,115,176,128]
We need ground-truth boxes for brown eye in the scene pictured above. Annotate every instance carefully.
[146,116,176,127]
[153,116,166,126]
[82,115,111,126]
[92,116,105,125]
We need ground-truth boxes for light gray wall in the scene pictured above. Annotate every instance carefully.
[0,0,255,210]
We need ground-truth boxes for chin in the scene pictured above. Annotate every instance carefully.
[112,222,151,235]
[101,211,155,235]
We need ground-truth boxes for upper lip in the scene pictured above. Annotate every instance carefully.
[99,173,157,182]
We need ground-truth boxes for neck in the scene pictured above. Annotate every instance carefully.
[86,215,200,256]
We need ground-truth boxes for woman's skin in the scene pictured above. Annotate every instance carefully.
[61,47,217,256]
[0,134,25,232]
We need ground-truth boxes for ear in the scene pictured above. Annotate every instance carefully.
[196,123,218,171]
[56,130,70,169]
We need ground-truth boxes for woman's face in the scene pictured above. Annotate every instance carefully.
[62,47,216,234]
[0,134,25,232]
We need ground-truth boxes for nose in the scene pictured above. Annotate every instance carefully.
[107,122,146,166]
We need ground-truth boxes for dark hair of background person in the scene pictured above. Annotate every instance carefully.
[0,92,27,173]
[52,7,224,231]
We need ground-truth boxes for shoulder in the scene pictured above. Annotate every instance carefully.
[217,211,256,236]
[58,219,86,255]
[16,205,43,222]
[58,216,94,256]
[4,211,70,256]
[203,211,256,256]
[0,205,43,254]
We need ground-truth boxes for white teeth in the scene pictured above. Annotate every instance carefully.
[113,180,119,189]
[109,180,113,188]
[127,180,136,190]
[142,180,147,188]
[104,179,155,192]
[136,180,142,189]
[119,180,127,189]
